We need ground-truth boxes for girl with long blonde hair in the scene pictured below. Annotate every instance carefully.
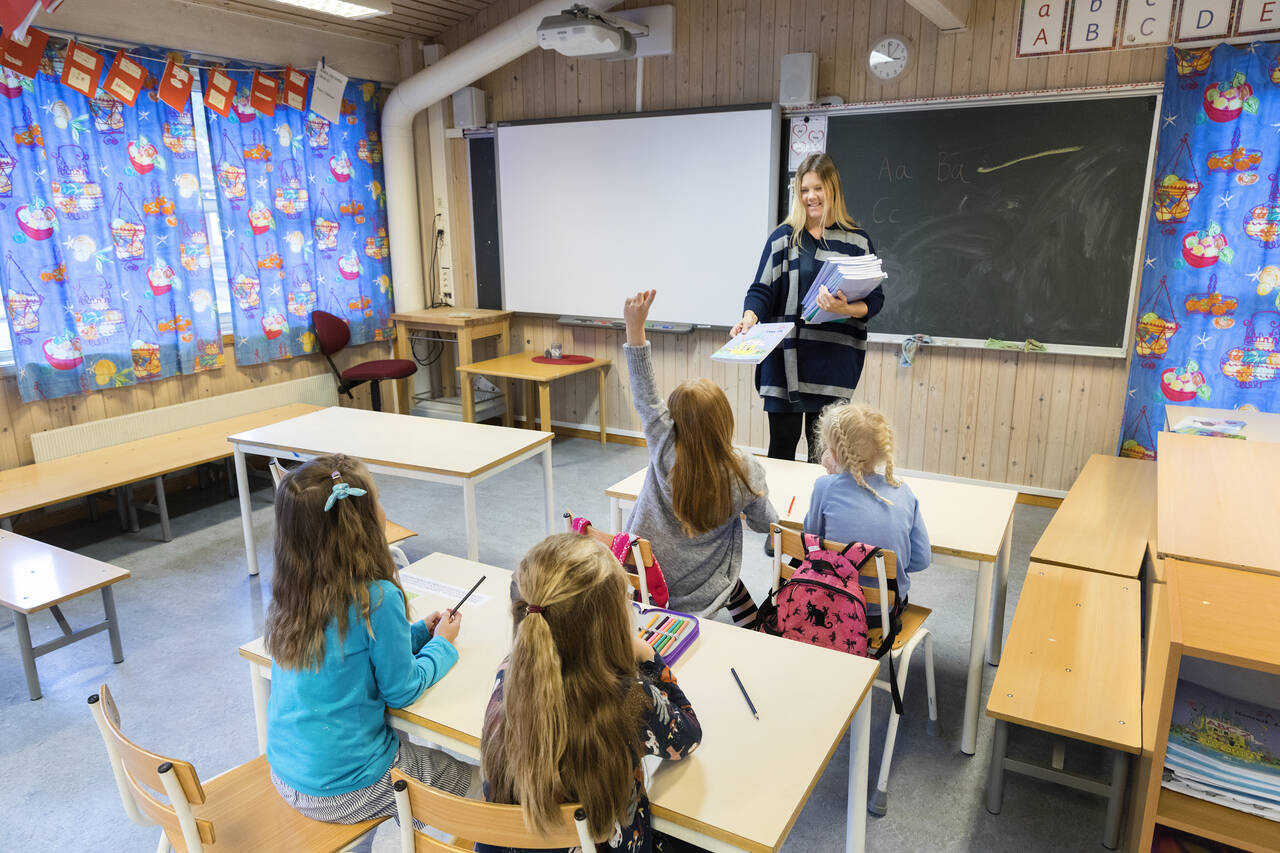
[264,454,478,853]
[805,403,931,606]
[478,533,702,853]
[621,290,778,627]
[732,152,885,464]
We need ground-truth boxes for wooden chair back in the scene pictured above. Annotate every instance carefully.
[390,769,595,852]
[770,523,900,610]
[563,512,654,605]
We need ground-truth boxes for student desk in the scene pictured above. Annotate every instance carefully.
[1156,431,1280,577]
[1164,403,1280,443]
[455,352,611,443]
[1,530,130,700]
[606,455,1017,756]
[226,407,554,572]
[239,552,880,853]
[1030,454,1156,578]
[390,308,514,418]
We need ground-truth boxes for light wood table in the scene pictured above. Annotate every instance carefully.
[240,552,879,853]
[1164,403,1280,444]
[1156,431,1280,576]
[606,455,1018,756]
[226,407,554,572]
[1,530,130,700]
[390,308,514,420]
[1030,454,1156,577]
[456,352,611,444]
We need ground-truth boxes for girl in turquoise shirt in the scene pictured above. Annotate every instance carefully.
[265,454,479,852]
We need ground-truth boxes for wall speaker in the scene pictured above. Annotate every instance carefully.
[452,86,486,129]
[779,52,816,107]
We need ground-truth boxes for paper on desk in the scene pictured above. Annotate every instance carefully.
[399,572,491,607]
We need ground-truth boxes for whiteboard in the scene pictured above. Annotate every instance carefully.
[496,106,781,327]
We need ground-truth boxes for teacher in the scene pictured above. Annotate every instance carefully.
[732,152,884,462]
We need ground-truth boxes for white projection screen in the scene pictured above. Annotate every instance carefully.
[495,106,780,327]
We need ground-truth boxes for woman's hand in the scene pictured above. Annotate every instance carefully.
[624,290,656,347]
[815,288,869,319]
[730,310,758,337]
[633,634,656,662]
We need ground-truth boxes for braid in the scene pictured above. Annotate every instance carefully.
[816,402,897,506]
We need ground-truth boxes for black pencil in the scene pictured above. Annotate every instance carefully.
[449,575,486,617]
[730,667,759,720]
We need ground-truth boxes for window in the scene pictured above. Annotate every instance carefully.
[0,300,11,367]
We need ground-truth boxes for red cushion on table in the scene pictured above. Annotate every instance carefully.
[531,355,594,365]
[341,359,418,382]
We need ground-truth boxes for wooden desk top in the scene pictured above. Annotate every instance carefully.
[0,530,130,613]
[227,406,552,479]
[0,404,320,520]
[1167,559,1280,676]
[241,552,878,853]
[607,456,1018,562]
[986,562,1141,753]
[1164,404,1280,444]
[390,308,513,329]
[1030,454,1155,577]
[1156,431,1280,576]
[455,352,611,382]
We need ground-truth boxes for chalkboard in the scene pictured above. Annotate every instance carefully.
[468,135,502,311]
[813,93,1158,352]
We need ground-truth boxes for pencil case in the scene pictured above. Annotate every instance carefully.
[633,602,700,665]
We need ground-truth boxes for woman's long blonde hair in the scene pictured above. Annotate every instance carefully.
[817,402,899,506]
[668,378,757,536]
[481,533,644,842]
[264,454,404,671]
[783,152,859,248]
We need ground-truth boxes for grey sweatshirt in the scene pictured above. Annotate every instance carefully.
[623,343,779,615]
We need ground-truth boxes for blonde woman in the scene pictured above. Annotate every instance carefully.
[804,403,930,609]
[732,152,884,463]
[478,533,702,853]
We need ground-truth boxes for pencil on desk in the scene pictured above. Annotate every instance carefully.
[787,495,796,515]
[730,667,759,720]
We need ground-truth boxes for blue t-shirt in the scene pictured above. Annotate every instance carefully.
[266,579,457,796]
[804,472,931,601]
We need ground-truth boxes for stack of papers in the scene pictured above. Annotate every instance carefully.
[1171,415,1248,439]
[1162,679,1280,823]
[802,254,886,323]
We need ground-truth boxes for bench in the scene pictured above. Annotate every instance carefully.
[985,561,1141,850]
[1,529,130,700]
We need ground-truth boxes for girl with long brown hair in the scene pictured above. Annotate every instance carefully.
[479,533,702,853]
[264,454,478,853]
[622,290,778,627]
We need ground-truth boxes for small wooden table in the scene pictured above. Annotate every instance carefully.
[240,552,879,853]
[1156,431,1280,576]
[456,353,611,444]
[1031,454,1156,577]
[390,308,514,419]
[1,530,130,700]
[1164,403,1280,444]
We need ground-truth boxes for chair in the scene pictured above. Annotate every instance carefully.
[312,310,417,413]
[88,684,382,853]
[389,768,596,852]
[563,511,654,605]
[269,458,414,568]
[770,523,939,817]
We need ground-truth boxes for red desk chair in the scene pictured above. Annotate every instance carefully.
[312,310,416,412]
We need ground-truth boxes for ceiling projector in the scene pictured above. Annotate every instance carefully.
[537,5,639,59]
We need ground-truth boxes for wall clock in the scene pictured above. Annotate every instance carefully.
[869,35,911,80]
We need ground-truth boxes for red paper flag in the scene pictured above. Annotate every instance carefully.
[61,40,103,97]
[102,48,145,106]
[204,66,235,119]
[40,0,64,10]
[0,1,39,43]
[156,57,193,112]
[0,25,46,78]
[249,69,278,117]
[281,65,307,112]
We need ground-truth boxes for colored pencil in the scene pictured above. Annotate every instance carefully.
[787,495,796,514]
[730,667,759,720]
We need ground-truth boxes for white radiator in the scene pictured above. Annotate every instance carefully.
[30,374,338,462]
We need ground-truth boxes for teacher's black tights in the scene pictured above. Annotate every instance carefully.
[767,411,823,463]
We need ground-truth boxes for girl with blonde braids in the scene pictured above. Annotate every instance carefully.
[804,403,932,608]
[478,533,703,853]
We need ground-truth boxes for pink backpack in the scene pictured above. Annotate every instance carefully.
[569,516,670,607]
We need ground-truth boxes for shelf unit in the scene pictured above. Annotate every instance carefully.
[1130,559,1280,852]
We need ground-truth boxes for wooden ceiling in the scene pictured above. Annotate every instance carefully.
[184,0,503,43]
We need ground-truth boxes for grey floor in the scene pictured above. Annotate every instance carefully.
[0,437,1122,852]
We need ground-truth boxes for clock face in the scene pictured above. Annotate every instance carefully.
[869,36,909,80]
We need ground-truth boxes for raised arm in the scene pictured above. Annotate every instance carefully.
[622,290,674,445]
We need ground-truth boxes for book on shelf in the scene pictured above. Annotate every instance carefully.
[710,322,792,364]
[801,253,886,324]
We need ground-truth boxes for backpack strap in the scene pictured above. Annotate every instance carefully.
[870,591,905,715]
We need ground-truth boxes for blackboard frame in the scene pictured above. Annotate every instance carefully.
[784,84,1163,358]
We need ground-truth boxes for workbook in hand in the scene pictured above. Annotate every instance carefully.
[802,254,886,323]
[711,322,792,364]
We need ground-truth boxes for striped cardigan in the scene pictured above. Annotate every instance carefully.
[743,223,884,404]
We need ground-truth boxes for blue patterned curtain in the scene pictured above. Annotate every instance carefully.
[0,46,223,402]
[201,66,392,366]
[1121,44,1280,458]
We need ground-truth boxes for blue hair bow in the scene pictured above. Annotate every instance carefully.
[324,481,367,511]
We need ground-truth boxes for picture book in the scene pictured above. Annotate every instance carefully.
[711,322,792,364]
[1171,415,1248,439]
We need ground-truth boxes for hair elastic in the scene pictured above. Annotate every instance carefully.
[526,604,545,615]
[324,481,367,511]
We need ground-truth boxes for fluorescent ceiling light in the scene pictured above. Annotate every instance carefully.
[266,0,393,20]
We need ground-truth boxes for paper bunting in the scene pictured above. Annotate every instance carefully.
[156,57,193,112]
[282,65,308,112]
[204,66,235,119]
[0,24,46,78]
[102,48,145,106]
[61,40,103,97]
[250,69,278,117]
